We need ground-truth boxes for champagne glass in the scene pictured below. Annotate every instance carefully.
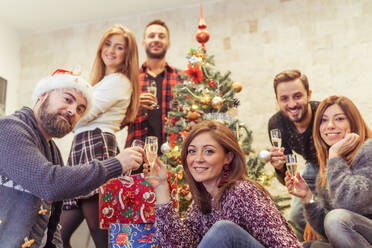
[145,136,158,168]
[121,139,144,182]
[147,81,159,110]
[270,129,282,148]
[270,129,283,164]
[286,154,298,193]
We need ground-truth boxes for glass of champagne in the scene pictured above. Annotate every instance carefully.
[270,129,282,148]
[121,139,144,183]
[147,81,159,110]
[286,154,298,192]
[270,129,282,164]
[145,136,158,169]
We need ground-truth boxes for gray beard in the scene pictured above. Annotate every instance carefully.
[38,96,72,138]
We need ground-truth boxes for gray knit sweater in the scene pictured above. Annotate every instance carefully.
[303,138,372,238]
[0,107,123,247]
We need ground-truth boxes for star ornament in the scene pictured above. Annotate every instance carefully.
[184,63,203,84]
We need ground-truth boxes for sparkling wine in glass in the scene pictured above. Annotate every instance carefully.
[145,136,158,168]
[147,81,159,110]
[121,139,145,183]
[286,154,298,192]
[270,129,282,148]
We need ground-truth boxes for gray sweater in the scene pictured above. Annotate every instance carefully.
[0,107,123,247]
[303,139,372,238]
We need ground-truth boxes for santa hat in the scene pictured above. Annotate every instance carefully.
[32,69,94,116]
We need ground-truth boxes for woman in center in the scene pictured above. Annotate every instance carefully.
[145,120,301,248]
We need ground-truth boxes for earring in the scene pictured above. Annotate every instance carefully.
[218,163,231,188]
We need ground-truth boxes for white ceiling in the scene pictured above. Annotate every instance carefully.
[0,0,216,35]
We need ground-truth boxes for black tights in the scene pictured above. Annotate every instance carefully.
[59,195,107,248]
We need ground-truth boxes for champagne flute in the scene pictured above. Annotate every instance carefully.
[147,81,159,110]
[286,154,298,193]
[270,129,283,164]
[270,129,282,148]
[145,136,158,169]
[121,139,144,182]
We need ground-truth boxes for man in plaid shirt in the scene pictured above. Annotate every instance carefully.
[125,19,183,165]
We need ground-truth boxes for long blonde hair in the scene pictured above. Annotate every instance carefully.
[90,24,140,128]
[313,95,372,186]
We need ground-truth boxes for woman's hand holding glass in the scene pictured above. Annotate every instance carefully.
[144,158,170,204]
[144,158,168,188]
[284,171,313,204]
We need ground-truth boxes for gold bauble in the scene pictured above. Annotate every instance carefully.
[187,111,200,121]
[232,82,243,93]
[211,96,224,109]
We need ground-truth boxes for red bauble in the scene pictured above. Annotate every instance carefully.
[196,30,210,44]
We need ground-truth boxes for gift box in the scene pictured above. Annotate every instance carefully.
[99,172,178,229]
[109,223,159,248]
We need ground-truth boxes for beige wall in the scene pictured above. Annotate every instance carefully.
[0,18,20,115]
[19,0,372,191]
[15,0,372,245]
[19,0,372,157]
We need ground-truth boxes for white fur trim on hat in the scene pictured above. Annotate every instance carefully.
[32,73,94,116]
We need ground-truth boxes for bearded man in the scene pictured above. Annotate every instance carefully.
[0,70,144,247]
[125,19,183,167]
[267,69,320,241]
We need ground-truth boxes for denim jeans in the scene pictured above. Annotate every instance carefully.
[197,220,264,248]
[324,209,372,248]
[288,162,319,241]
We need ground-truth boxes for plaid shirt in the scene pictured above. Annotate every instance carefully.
[125,62,183,147]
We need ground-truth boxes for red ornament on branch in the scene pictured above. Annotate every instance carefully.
[196,4,210,49]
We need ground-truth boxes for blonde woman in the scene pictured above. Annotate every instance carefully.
[60,24,140,247]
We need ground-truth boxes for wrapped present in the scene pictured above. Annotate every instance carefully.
[109,223,159,248]
[99,172,178,229]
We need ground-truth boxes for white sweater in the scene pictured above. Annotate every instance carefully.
[74,73,132,135]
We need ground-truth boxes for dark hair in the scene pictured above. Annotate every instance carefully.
[144,19,170,38]
[273,69,309,96]
[180,120,272,214]
[313,95,372,186]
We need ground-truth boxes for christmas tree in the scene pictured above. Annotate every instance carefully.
[160,6,290,214]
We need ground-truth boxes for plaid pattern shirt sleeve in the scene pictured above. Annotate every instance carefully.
[125,62,183,147]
